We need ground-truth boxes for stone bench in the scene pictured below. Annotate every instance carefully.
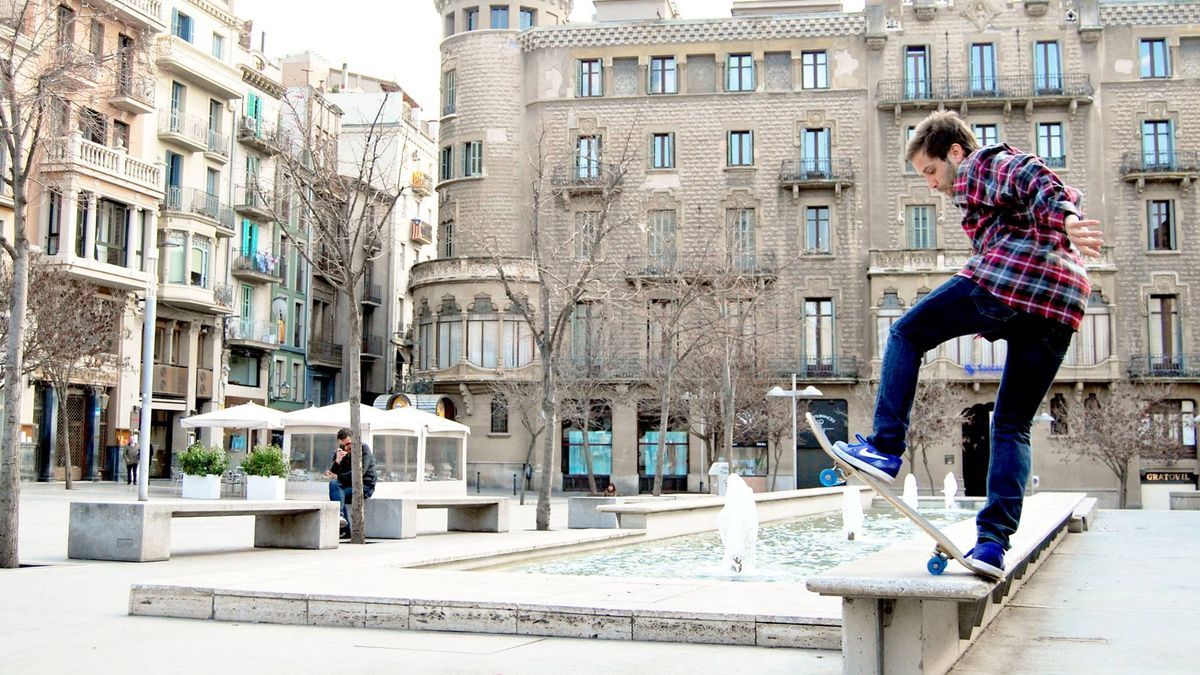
[1069,496,1099,532]
[68,500,340,562]
[806,492,1085,675]
[363,497,509,539]
[1170,491,1200,510]
[567,495,666,529]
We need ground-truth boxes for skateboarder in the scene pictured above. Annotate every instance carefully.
[833,110,1104,578]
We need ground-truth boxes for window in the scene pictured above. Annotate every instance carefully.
[804,299,834,366]
[969,43,996,94]
[876,291,903,358]
[418,318,433,370]
[972,123,998,146]
[576,135,601,178]
[1142,120,1174,169]
[801,50,828,89]
[79,107,105,145]
[240,284,253,321]
[1063,291,1111,367]
[726,53,754,91]
[228,353,260,387]
[444,12,455,36]
[728,130,753,166]
[578,58,602,97]
[437,312,463,369]
[490,396,509,433]
[94,199,128,265]
[801,127,831,176]
[208,99,223,152]
[502,317,533,368]
[649,56,677,94]
[113,120,130,150]
[519,7,536,30]
[728,207,755,270]
[490,5,508,29]
[905,126,916,172]
[211,32,224,60]
[442,220,454,257]
[46,191,62,255]
[806,206,831,254]
[1050,394,1069,436]
[575,211,598,259]
[462,140,482,177]
[1140,38,1170,78]
[648,209,676,268]
[1034,41,1062,93]
[646,300,679,365]
[1148,295,1181,365]
[1036,122,1065,168]
[442,69,456,115]
[465,7,479,31]
[88,19,103,60]
[907,205,935,249]
[904,46,930,99]
[439,146,453,181]
[166,231,186,283]
[294,300,304,347]
[1150,400,1196,453]
[171,9,193,42]
[467,315,500,368]
[571,302,602,364]
[55,5,75,50]
[190,235,211,287]
[1148,200,1175,251]
[650,132,674,169]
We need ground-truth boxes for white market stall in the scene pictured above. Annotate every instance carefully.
[279,401,387,476]
[180,402,284,468]
[373,406,471,497]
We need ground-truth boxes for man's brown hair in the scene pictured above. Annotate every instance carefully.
[906,110,980,162]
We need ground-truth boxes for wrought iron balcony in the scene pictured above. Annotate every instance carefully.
[164,187,226,224]
[779,158,854,197]
[309,339,343,366]
[362,282,383,305]
[875,74,1093,108]
[226,318,280,350]
[778,355,860,380]
[1120,151,1200,191]
[231,249,283,283]
[234,184,275,221]
[361,335,384,358]
[411,171,433,196]
[237,116,279,155]
[552,162,622,197]
[1128,354,1200,379]
[410,218,433,245]
[110,71,155,114]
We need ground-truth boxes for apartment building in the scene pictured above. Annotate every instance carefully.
[424,0,1199,506]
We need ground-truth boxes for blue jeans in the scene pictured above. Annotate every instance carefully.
[868,276,1073,549]
[328,480,351,523]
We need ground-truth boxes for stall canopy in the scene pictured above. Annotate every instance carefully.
[180,402,284,430]
[279,401,388,432]
[375,406,471,435]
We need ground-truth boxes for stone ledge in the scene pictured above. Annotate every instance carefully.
[1069,497,1099,532]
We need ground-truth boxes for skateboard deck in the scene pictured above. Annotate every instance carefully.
[806,412,985,577]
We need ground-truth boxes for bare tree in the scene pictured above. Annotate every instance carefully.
[488,376,545,503]
[270,89,411,543]
[1053,381,1186,508]
[0,0,148,567]
[484,119,641,529]
[556,302,624,495]
[21,263,126,488]
[852,379,971,490]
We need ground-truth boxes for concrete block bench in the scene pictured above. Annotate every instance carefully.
[1069,497,1099,532]
[68,500,340,562]
[567,495,666,529]
[363,497,510,539]
[806,492,1085,675]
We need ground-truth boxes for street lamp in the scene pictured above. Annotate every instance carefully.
[137,245,159,501]
[767,374,823,490]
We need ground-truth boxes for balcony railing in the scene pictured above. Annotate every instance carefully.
[729,250,777,276]
[163,186,227,223]
[237,116,279,154]
[410,218,433,245]
[158,109,209,151]
[310,339,343,364]
[111,71,156,112]
[552,162,621,194]
[361,335,383,357]
[231,249,283,282]
[779,158,855,195]
[411,170,433,195]
[153,363,188,397]
[778,355,860,380]
[876,74,1093,106]
[1120,151,1200,177]
[206,129,229,159]
[1128,354,1200,379]
[155,34,242,99]
[213,283,234,310]
[234,183,274,220]
[363,282,382,305]
[226,318,281,348]
[44,133,162,195]
[93,0,165,29]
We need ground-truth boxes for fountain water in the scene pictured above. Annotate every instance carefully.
[902,474,920,510]
[717,474,759,573]
[943,472,959,510]
[842,486,865,541]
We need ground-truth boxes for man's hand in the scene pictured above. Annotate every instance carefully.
[323,469,335,479]
[1066,216,1104,258]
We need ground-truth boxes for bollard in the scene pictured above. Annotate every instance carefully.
[476,471,481,494]
[700,480,704,494]
[512,473,517,496]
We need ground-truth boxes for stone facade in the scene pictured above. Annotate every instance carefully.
[423,0,1198,506]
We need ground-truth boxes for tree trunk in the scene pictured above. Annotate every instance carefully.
[0,242,29,567]
[581,418,597,495]
[57,384,74,490]
[347,292,365,544]
[536,352,555,530]
[653,366,673,496]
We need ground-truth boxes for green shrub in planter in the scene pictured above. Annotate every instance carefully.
[242,445,288,478]
[179,442,229,476]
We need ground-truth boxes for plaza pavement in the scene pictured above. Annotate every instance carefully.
[1,481,1196,674]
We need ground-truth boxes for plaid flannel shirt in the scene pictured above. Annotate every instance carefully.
[953,144,1091,330]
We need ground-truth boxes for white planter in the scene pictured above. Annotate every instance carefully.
[245,475,286,501]
[181,473,222,499]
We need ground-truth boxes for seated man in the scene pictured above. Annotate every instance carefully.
[325,428,377,538]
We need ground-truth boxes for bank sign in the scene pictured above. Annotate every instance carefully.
[1140,471,1197,484]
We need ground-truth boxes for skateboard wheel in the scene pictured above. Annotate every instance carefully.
[819,468,840,487]
[927,556,948,575]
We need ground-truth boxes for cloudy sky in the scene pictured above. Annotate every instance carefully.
[236,1,742,115]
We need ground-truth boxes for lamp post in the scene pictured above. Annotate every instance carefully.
[767,374,823,490]
[137,245,158,501]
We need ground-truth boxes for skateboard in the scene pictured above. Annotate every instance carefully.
[806,412,980,577]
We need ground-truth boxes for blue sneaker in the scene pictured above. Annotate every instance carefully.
[832,434,902,483]
[965,541,1005,580]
